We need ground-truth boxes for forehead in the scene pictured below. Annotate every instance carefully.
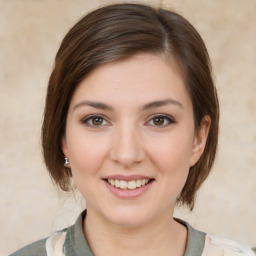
[70,53,190,107]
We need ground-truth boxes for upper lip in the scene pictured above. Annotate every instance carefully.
[103,175,154,181]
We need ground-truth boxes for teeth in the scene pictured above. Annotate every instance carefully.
[119,180,128,189]
[115,179,120,188]
[136,180,142,187]
[107,179,150,190]
[128,180,136,189]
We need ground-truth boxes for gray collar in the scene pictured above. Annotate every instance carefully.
[64,210,206,256]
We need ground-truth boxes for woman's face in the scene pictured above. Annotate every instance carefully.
[62,53,209,227]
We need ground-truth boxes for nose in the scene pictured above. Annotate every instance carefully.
[109,124,145,168]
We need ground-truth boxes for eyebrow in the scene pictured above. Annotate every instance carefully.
[141,98,183,111]
[73,100,114,112]
[73,98,183,112]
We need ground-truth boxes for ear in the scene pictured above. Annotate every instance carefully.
[189,115,211,167]
[62,135,71,168]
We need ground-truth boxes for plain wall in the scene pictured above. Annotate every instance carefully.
[1,0,255,255]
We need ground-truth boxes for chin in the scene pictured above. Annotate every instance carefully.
[102,206,154,228]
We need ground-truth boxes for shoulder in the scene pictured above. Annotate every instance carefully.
[202,234,255,256]
[9,237,48,256]
[8,211,86,256]
[179,219,255,256]
[9,230,67,256]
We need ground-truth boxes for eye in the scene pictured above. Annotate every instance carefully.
[82,115,109,127]
[147,115,175,127]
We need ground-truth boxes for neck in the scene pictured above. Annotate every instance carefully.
[83,209,187,256]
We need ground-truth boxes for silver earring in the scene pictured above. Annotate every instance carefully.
[64,157,70,166]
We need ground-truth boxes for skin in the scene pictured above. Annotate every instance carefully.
[62,53,210,256]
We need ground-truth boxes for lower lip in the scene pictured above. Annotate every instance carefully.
[104,180,154,199]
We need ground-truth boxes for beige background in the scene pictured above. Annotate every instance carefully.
[1,0,255,255]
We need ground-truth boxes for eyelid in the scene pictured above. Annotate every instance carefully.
[81,114,111,127]
[146,114,176,126]
[80,113,175,127]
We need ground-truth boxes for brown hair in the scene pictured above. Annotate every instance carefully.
[42,3,219,210]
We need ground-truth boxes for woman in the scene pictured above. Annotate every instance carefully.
[10,3,254,256]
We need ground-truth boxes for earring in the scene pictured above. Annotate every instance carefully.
[64,157,70,166]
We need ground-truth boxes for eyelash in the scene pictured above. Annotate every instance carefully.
[81,114,176,128]
[146,114,176,127]
[81,114,110,127]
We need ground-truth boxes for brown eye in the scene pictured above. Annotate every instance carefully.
[92,117,103,125]
[147,115,176,127]
[82,115,109,127]
[153,117,165,125]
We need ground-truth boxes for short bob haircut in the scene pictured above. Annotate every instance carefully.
[42,3,219,210]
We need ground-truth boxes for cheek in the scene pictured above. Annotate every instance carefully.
[146,134,192,204]
[66,129,110,177]
[148,133,193,169]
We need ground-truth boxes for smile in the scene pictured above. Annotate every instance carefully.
[107,179,150,190]
[104,175,154,199]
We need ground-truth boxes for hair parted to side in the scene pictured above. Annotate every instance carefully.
[42,3,219,210]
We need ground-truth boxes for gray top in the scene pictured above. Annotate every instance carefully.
[10,210,206,256]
